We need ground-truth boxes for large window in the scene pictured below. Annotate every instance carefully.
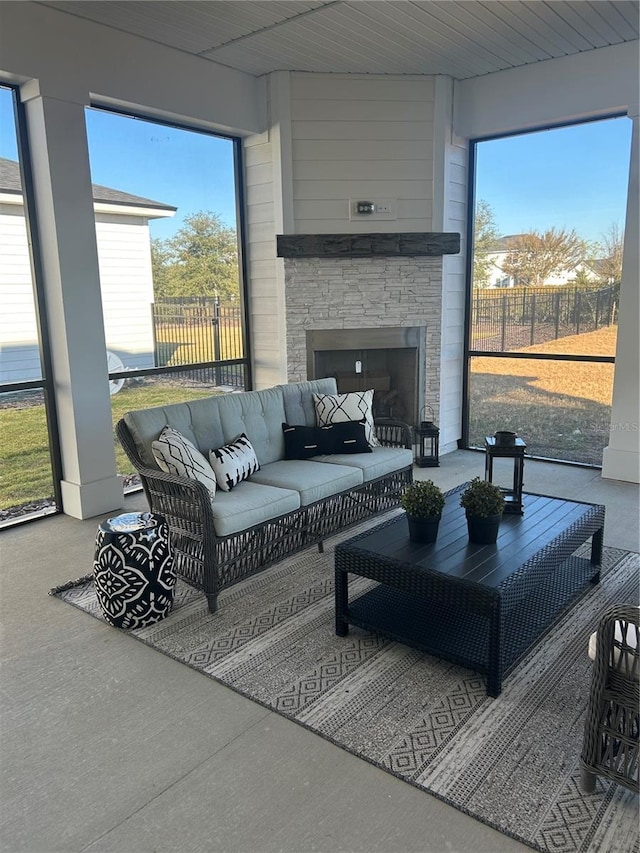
[0,100,250,525]
[465,117,632,465]
[0,85,61,526]
[84,107,250,487]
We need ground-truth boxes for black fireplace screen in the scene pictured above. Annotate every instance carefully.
[307,327,424,425]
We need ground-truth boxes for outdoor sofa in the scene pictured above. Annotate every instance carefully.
[117,378,413,612]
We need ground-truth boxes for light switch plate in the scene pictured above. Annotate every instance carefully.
[349,198,397,220]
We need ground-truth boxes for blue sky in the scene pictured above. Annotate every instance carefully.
[475,116,632,244]
[0,87,632,246]
[0,91,238,240]
[84,108,238,239]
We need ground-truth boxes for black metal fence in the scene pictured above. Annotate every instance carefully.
[471,283,619,352]
[151,297,245,387]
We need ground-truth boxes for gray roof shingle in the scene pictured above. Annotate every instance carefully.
[0,157,176,212]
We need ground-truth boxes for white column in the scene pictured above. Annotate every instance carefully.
[602,112,640,484]
[433,75,468,454]
[20,81,124,518]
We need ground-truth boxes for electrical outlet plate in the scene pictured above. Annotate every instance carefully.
[349,198,397,221]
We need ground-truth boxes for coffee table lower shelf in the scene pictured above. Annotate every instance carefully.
[338,553,599,696]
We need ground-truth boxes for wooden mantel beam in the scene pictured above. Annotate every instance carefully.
[276,232,460,258]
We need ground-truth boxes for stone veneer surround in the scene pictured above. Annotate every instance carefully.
[284,255,443,423]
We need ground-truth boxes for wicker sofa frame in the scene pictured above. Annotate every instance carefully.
[580,604,639,793]
[117,415,413,614]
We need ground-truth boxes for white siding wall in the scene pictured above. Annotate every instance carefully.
[0,204,41,382]
[95,214,155,371]
[432,77,468,453]
[289,74,435,233]
[243,129,281,388]
[0,204,157,383]
[438,136,468,453]
[243,73,291,389]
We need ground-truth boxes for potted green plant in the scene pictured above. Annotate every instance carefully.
[400,480,446,543]
[459,477,506,544]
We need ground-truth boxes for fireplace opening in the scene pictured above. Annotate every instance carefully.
[307,327,425,425]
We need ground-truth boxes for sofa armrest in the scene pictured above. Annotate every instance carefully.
[117,413,217,539]
[133,464,215,529]
[374,418,413,450]
[128,463,220,603]
[590,604,640,678]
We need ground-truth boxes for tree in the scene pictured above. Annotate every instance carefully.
[150,238,174,297]
[499,228,585,287]
[597,221,624,284]
[472,200,500,287]
[151,211,239,300]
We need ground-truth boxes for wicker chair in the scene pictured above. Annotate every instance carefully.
[580,604,639,793]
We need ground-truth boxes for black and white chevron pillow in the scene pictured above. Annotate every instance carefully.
[152,425,217,497]
[313,390,379,447]
[209,433,260,492]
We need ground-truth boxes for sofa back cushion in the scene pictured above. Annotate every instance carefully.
[122,378,339,471]
[278,377,337,427]
[204,386,285,465]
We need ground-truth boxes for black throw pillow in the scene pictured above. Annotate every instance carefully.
[282,421,373,459]
[282,423,334,459]
[329,420,372,454]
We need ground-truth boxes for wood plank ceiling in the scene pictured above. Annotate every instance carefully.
[41,1,639,79]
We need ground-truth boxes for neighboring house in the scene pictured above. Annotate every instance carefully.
[0,157,176,384]
[579,258,617,284]
[480,234,605,288]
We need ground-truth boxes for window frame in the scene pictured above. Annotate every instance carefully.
[0,82,63,521]
[86,102,253,392]
[461,114,626,465]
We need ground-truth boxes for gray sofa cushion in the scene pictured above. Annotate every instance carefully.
[206,386,285,466]
[278,377,337,428]
[315,446,414,482]
[127,402,204,468]
[210,481,300,537]
[251,459,363,506]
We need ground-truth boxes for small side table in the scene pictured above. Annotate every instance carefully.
[484,436,526,515]
[93,512,175,629]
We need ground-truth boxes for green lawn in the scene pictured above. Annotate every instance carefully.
[0,382,215,511]
[0,402,56,510]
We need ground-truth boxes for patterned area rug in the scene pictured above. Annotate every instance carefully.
[51,512,639,853]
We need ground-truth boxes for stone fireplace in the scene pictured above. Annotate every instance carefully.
[277,232,460,430]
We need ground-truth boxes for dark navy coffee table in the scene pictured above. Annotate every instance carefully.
[335,484,605,696]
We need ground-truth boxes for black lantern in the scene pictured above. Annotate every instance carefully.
[484,432,526,514]
[415,406,440,468]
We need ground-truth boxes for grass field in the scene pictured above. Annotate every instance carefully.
[1,326,618,512]
[468,325,616,464]
[0,381,216,512]
[155,320,243,365]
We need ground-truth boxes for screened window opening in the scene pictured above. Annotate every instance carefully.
[0,84,61,526]
[84,107,250,489]
[465,116,632,467]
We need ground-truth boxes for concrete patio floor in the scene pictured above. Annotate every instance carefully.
[1,450,639,853]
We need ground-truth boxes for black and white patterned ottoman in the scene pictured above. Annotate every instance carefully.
[93,512,175,629]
